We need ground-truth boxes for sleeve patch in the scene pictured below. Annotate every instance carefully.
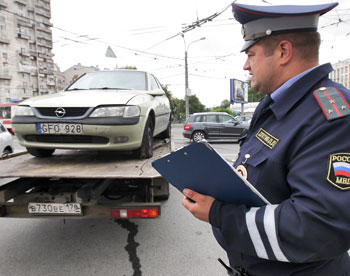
[327,153,350,190]
[313,87,350,120]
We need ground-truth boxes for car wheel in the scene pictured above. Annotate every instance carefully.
[26,147,55,157]
[135,117,154,159]
[158,122,171,139]
[3,147,13,155]
[192,130,205,142]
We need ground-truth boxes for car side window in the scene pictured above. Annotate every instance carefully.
[219,115,234,123]
[194,115,204,122]
[0,124,5,132]
[206,115,216,123]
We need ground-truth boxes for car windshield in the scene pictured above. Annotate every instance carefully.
[67,71,147,91]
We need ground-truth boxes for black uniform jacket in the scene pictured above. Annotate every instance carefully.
[209,63,350,276]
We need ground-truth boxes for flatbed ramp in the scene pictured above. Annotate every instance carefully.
[0,139,171,179]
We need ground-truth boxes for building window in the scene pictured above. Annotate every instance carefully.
[0,16,5,23]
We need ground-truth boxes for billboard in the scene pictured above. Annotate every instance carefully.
[230,79,248,103]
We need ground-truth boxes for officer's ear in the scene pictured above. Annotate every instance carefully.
[277,40,293,65]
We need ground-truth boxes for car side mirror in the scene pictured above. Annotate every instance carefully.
[147,90,165,96]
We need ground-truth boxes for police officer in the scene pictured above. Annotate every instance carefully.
[182,2,350,275]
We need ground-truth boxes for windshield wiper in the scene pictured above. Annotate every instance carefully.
[89,87,132,90]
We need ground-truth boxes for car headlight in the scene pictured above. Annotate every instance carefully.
[89,106,140,118]
[14,106,34,116]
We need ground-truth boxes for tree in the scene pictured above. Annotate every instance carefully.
[161,84,172,99]
[247,79,264,102]
[220,99,231,108]
[189,94,205,114]
[120,66,137,70]
[211,107,236,116]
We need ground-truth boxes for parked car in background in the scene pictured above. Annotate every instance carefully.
[12,70,171,159]
[0,122,13,156]
[235,114,252,127]
[183,112,248,142]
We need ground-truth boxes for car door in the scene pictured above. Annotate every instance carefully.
[204,114,221,138]
[218,114,244,138]
[149,74,170,134]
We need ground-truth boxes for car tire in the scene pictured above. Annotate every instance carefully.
[192,130,206,142]
[158,122,171,139]
[135,117,154,159]
[3,147,13,155]
[26,147,55,157]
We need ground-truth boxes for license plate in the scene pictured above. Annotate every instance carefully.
[28,203,82,215]
[37,123,83,134]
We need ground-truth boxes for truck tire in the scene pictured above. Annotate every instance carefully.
[135,117,154,159]
[26,147,55,157]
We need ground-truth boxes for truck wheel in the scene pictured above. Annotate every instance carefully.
[26,147,55,157]
[135,117,154,159]
[192,130,205,143]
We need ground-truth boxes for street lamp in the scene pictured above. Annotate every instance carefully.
[182,34,206,119]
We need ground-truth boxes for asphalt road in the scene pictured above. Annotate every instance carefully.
[0,125,241,276]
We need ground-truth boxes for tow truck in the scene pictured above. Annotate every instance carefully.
[0,138,172,219]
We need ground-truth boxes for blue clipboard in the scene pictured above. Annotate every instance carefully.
[152,141,270,207]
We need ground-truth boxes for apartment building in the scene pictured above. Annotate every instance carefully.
[329,58,350,89]
[0,0,55,104]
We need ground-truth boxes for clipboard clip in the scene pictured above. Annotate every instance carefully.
[200,140,214,151]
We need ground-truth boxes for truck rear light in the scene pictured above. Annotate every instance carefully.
[111,208,159,218]
[184,124,192,130]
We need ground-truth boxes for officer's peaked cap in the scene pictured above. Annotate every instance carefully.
[232,2,338,52]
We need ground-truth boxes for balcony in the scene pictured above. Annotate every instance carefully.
[0,74,11,80]
[39,69,53,75]
[42,19,53,27]
[19,49,31,57]
[17,18,32,28]
[19,63,37,74]
[17,33,30,40]
[47,80,55,86]
[0,37,10,44]
[14,0,26,5]
[0,0,8,8]
[35,9,50,18]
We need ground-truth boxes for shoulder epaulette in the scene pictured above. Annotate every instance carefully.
[313,87,350,120]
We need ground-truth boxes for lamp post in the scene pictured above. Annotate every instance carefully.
[182,35,206,119]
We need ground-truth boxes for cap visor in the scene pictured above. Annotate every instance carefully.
[241,40,259,52]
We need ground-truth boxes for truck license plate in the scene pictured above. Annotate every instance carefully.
[28,203,82,215]
[37,123,83,134]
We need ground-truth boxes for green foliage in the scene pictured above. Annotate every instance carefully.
[120,66,137,70]
[220,99,231,108]
[189,94,205,114]
[211,107,236,117]
[247,79,264,102]
[161,84,172,99]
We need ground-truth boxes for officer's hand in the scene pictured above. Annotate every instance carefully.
[182,188,215,223]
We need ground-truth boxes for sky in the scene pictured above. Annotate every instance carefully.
[50,0,350,108]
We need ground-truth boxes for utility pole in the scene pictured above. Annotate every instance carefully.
[182,34,206,119]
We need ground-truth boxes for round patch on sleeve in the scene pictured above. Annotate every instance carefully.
[327,153,350,190]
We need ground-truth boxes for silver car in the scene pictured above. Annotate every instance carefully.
[12,70,171,158]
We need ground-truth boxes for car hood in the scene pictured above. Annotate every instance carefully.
[21,90,147,107]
